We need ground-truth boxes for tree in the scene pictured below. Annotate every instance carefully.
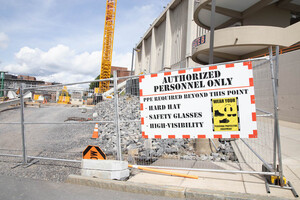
[89,74,100,89]
[89,74,113,90]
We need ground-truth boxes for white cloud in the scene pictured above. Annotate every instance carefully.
[0,32,9,49]
[36,72,94,85]
[112,51,132,69]
[2,44,132,84]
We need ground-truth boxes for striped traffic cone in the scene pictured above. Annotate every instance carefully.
[91,123,99,139]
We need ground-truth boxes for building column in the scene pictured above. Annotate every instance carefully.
[150,28,156,73]
[163,10,172,71]
[185,0,193,69]
[141,40,146,74]
[134,48,141,75]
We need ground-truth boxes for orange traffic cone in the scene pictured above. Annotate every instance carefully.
[91,123,99,139]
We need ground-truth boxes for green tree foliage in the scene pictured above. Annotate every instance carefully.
[89,74,100,89]
[89,74,113,89]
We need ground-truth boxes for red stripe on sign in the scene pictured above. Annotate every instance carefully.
[249,130,258,138]
[141,117,144,125]
[193,68,201,72]
[164,72,171,76]
[243,61,252,69]
[142,132,149,139]
[178,70,186,74]
[226,63,234,68]
[155,135,161,139]
[151,74,157,77]
[251,95,255,104]
[249,78,254,86]
[253,130,257,137]
[209,66,217,70]
[214,135,222,139]
[140,103,144,111]
[198,135,206,139]
[139,75,145,83]
[139,89,143,96]
[168,135,175,139]
[252,112,257,121]
[231,134,240,138]
[183,135,190,139]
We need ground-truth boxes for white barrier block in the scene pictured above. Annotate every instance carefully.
[82,159,128,171]
[81,160,129,180]
[81,169,129,180]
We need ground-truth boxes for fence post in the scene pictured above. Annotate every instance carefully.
[269,46,284,186]
[113,71,122,161]
[20,83,27,164]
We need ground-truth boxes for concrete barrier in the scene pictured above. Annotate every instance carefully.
[81,160,129,180]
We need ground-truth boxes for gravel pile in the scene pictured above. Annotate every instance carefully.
[94,95,237,163]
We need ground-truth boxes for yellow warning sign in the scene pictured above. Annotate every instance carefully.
[82,145,106,160]
[212,97,239,132]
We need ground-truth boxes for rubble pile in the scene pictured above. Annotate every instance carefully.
[94,95,237,162]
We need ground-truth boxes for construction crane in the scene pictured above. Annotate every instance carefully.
[98,0,117,93]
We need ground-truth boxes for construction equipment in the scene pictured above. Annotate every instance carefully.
[58,86,70,104]
[98,0,117,93]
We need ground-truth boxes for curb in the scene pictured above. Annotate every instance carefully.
[66,175,289,200]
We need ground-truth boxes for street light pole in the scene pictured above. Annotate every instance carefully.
[130,48,135,76]
[130,48,140,95]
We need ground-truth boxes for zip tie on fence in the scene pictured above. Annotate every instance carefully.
[128,164,198,179]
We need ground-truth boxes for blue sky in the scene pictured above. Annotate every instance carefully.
[0,0,170,83]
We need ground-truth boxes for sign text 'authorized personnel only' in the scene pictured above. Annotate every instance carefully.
[139,62,257,139]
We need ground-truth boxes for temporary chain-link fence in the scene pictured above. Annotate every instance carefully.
[0,55,281,179]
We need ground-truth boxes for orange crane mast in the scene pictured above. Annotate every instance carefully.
[99,0,117,93]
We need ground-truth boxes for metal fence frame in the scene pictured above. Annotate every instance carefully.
[0,46,296,195]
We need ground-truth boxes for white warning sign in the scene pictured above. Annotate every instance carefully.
[139,62,257,139]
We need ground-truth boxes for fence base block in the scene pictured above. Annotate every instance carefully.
[81,160,129,180]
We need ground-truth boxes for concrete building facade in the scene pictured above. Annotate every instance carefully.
[192,0,300,123]
[135,0,300,71]
[134,0,208,74]
[192,0,300,64]
[134,0,300,123]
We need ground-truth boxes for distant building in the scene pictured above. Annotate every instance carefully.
[111,66,131,84]
[2,73,45,90]
[0,72,60,102]
[17,75,36,81]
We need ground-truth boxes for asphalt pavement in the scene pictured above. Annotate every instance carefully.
[0,175,179,200]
